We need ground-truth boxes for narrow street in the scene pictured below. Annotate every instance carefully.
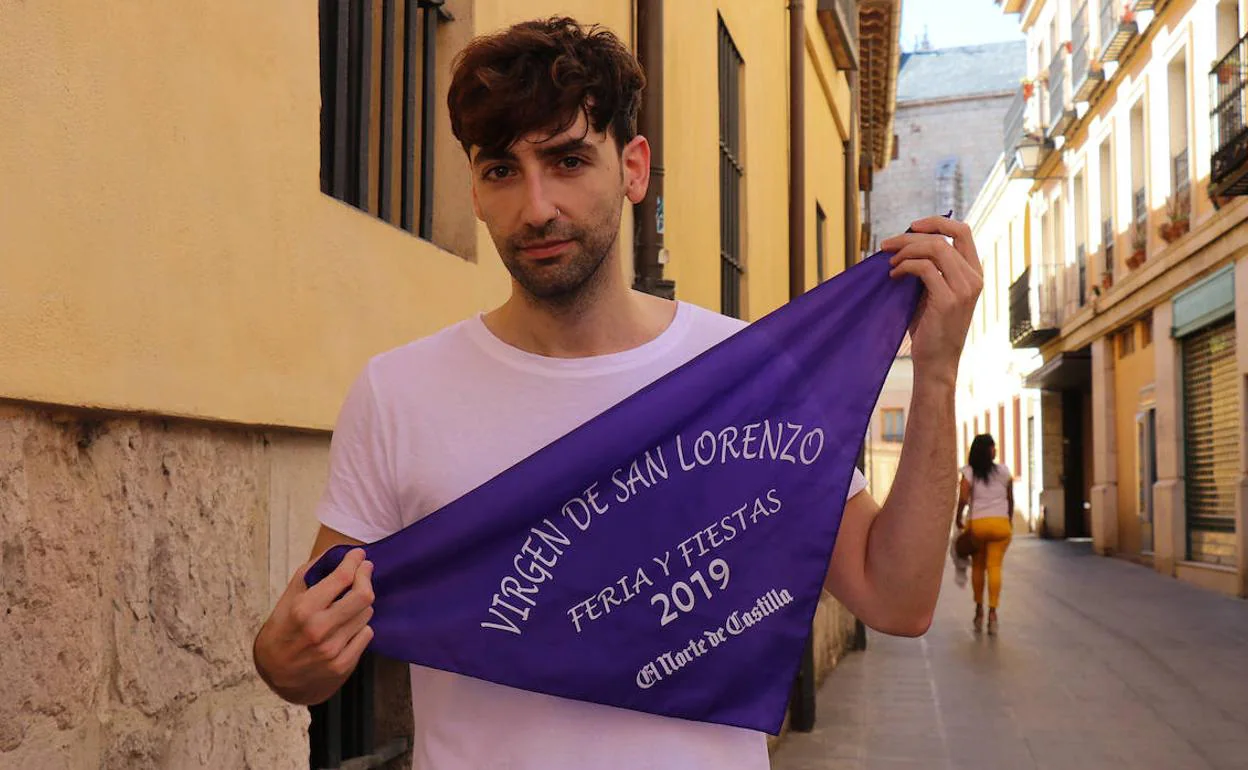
[771,538,1248,770]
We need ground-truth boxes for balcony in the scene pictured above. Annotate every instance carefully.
[1047,45,1075,138]
[1071,1,1105,102]
[1211,32,1248,197]
[1010,265,1061,348]
[817,0,859,71]
[1004,85,1051,175]
[1100,0,1138,63]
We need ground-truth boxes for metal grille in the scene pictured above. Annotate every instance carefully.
[1133,187,1147,225]
[718,18,745,318]
[1182,319,1240,566]
[310,652,375,768]
[1099,0,1117,53]
[1072,1,1090,92]
[1003,86,1027,161]
[1047,45,1067,137]
[1211,33,1248,192]
[319,0,446,239]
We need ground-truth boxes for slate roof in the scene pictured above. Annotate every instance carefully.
[896,40,1026,103]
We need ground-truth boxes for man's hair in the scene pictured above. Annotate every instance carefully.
[447,17,645,157]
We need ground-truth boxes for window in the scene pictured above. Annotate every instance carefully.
[1099,140,1114,277]
[816,203,828,283]
[1129,101,1148,258]
[998,404,1006,469]
[1116,326,1136,358]
[882,409,905,442]
[935,157,963,219]
[719,18,745,318]
[1140,314,1153,347]
[1012,397,1022,473]
[319,0,450,239]
[310,651,376,768]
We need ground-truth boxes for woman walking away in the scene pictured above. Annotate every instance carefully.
[956,434,1014,635]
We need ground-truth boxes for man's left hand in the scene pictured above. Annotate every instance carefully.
[881,217,983,386]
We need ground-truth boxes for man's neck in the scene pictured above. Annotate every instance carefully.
[483,271,676,359]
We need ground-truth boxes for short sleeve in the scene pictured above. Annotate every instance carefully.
[315,363,401,543]
[960,465,973,483]
[846,467,868,500]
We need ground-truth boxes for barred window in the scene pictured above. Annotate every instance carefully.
[319,0,451,239]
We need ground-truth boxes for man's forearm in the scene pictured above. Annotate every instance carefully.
[863,376,958,633]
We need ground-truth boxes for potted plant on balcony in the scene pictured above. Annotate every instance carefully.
[1216,59,1238,85]
[1101,270,1114,290]
[1022,77,1035,100]
[1126,220,1147,269]
[1159,193,1190,243]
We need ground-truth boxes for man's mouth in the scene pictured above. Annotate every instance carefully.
[519,239,574,259]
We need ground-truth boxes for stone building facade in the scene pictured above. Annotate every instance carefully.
[869,41,1026,248]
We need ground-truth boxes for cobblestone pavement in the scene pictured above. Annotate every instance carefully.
[770,538,1248,770]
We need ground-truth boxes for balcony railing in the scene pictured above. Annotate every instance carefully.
[1100,0,1138,62]
[1211,32,1248,196]
[1004,86,1027,160]
[1009,264,1061,348]
[817,0,859,71]
[1071,1,1104,102]
[1048,45,1075,137]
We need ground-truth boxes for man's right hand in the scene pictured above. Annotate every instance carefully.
[253,547,376,705]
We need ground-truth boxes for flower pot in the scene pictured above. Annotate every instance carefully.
[1126,250,1146,269]
[1101,273,1114,290]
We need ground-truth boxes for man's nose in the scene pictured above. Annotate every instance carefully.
[519,174,559,229]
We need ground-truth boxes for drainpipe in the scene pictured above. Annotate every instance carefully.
[634,0,674,299]
[788,0,806,300]
[785,0,817,735]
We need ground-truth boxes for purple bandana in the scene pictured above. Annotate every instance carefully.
[308,250,919,734]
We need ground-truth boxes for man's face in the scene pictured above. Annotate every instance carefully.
[469,112,648,304]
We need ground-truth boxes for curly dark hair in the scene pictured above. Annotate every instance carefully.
[447,17,646,157]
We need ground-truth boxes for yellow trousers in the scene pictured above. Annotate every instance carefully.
[969,517,1012,609]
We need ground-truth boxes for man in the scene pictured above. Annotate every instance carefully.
[254,16,981,769]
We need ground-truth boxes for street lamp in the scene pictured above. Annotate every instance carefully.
[1014,139,1044,171]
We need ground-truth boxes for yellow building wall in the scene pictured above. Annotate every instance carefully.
[0,0,634,432]
[2,0,853,430]
[663,0,853,320]
[1113,330,1156,555]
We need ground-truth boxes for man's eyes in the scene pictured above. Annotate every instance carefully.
[481,156,587,180]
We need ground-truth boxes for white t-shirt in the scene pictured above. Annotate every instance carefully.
[961,463,1012,521]
[316,301,868,770]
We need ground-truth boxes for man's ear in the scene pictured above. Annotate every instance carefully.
[471,181,483,221]
[621,135,651,205]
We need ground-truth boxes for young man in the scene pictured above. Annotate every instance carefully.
[254,17,981,769]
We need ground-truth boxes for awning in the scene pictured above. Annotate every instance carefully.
[1023,348,1092,391]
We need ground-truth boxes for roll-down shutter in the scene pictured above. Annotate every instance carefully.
[1182,319,1239,566]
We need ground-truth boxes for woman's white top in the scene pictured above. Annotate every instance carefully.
[962,463,1012,520]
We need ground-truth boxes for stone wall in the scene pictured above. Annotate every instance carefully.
[0,404,322,768]
[870,93,1013,246]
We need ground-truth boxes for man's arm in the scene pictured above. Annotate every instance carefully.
[825,379,957,636]
[825,216,981,636]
